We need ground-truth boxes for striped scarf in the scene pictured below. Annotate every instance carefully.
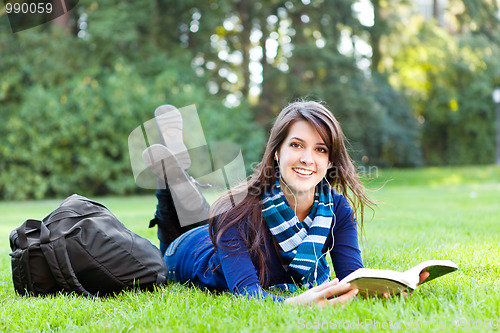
[262,174,333,291]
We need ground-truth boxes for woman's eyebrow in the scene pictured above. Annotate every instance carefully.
[289,137,327,146]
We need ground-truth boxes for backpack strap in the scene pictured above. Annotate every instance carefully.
[12,219,92,296]
[10,219,44,296]
[38,222,94,297]
[40,238,94,297]
[13,219,42,249]
[43,209,101,227]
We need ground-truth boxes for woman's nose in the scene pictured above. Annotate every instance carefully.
[299,149,314,164]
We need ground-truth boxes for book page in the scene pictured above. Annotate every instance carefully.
[340,268,413,296]
[349,277,410,297]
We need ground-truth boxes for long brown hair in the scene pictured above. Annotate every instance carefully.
[208,100,374,288]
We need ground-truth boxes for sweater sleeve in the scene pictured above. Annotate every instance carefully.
[216,224,287,302]
[323,193,364,280]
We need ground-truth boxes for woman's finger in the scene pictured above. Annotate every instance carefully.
[328,288,358,306]
[312,278,339,292]
[321,282,351,299]
[419,271,430,285]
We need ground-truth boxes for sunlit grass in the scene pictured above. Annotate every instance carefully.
[0,165,499,332]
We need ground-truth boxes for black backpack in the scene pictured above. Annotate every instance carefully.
[9,194,167,297]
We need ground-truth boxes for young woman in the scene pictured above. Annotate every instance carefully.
[144,101,374,306]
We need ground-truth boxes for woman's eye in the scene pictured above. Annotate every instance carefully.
[317,147,328,153]
[291,142,301,148]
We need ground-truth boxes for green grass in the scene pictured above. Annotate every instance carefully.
[1,165,499,332]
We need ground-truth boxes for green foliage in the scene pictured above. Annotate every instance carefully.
[389,20,500,165]
[450,0,500,40]
[2,63,149,199]
[360,75,423,167]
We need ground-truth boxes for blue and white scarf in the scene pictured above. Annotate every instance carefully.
[262,173,334,291]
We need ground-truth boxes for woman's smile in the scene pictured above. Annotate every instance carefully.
[292,167,315,177]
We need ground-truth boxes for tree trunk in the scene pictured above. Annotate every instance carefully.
[238,0,251,98]
[370,0,382,73]
[258,13,273,126]
[433,0,439,24]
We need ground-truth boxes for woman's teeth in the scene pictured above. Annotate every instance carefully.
[293,168,313,175]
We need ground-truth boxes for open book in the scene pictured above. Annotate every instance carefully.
[339,260,458,297]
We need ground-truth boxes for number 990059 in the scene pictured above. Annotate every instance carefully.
[6,1,53,14]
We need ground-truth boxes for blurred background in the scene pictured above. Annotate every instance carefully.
[1,0,499,200]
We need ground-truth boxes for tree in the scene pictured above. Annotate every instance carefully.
[387,17,500,164]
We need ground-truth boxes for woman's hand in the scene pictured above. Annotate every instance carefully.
[382,270,431,298]
[284,278,358,307]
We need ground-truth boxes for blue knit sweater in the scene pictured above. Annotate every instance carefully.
[172,190,363,302]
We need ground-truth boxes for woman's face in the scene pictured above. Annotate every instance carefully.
[276,120,330,197]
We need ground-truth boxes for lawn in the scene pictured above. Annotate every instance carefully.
[0,165,499,332]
